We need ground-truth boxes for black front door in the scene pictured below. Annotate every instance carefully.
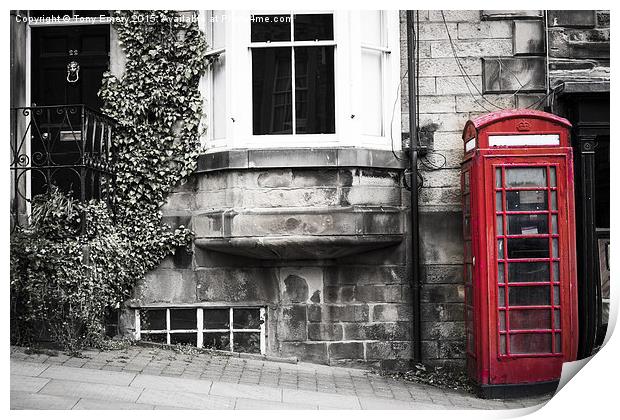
[29,25,110,198]
[31,25,109,109]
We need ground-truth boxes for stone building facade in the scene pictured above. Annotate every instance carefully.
[10,10,610,370]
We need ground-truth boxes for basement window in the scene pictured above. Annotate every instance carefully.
[137,307,266,354]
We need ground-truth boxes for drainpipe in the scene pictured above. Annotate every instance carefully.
[406,10,422,363]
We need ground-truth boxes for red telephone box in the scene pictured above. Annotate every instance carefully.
[461,109,578,398]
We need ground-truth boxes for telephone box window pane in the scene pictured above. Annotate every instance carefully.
[233,332,261,354]
[550,167,557,187]
[554,309,561,329]
[507,214,548,235]
[204,309,229,329]
[141,333,167,344]
[170,333,197,346]
[203,332,230,350]
[495,168,502,188]
[294,47,335,134]
[496,192,503,211]
[509,309,551,330]
[510,333,552,354]
[498,287,506,307]
[507,238,549,259]
[294,14,334,41]
[553,286,560,305]
[464,172,470,193]
[499,311,506,331]
[500,334,507,355]
[553,262,560,282]
[233,308,262,329]
[551,215,558,234]
[509,285,550,306]
[506,191,548,211]
[555,334,562,352]
[498,262,505,283]
[497,215,504,235]
[140,309,166,331]
[170,309,197,330]
[551,191,558,210]
[498,239,504,257]
[508,262,549,283]
[251,14,291,42]
[552,238,559,258]
[252,48,293,135]
[505,167,547,188]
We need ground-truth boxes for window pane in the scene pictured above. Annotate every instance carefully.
[507,214,548,235]
[233,308,262,329]
[510,333,552,354]
[498,287,505,307]
[509,309,551,330]
[294,46,335,134]
[251,14,291,42]
[497,215,504,234]
[498,262,505,283]
[212,53,226,139]
[141,333,167,344]
[550,167,557,187]
[140,309,166,331]
[507,237,549,259]
[204,332,230,351]
[252,48,292,134]
[555,333,562,353]
[204,309,229,329]
[496,192,503,211]
[506,190,548,211]
[509,285,550,306]
[500,334,507,354]
[361,10,383,46]
[170,333,197,346]
[233,332,261,354]
[495,168,502,188]
[508,262,549,283]
[170,309,197,330]
[294,14,333,41]
[554,309,561,329]
[505,167,547,188]
[361,49,383,136]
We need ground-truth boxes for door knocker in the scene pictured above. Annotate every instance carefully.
[66,61,80,83]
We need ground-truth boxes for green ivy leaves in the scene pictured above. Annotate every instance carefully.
[11,10,207,350]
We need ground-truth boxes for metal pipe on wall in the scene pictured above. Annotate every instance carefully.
[406,10,422,363]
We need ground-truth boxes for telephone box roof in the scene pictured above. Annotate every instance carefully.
[467,109,572,131]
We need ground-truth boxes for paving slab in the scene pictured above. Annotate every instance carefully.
[137,388,236,409]
[39,379,143,403]
[40,365,136,386]
[235,397,318,410]
[283,389,361,409]
[73,398,155,410]
[130,373,212,394]
[11,361,50,377]
[210,381,282,402]
[11,375,50,393]
[11,391,79,410]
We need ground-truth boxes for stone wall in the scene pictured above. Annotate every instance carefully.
[400,10,550,367]
[128,149,413,370]
[398,9,609,367]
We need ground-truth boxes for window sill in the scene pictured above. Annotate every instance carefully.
[196,147,407,173]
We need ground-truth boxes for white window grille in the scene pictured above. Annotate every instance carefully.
[136,307,266,355]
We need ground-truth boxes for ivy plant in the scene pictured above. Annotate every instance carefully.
[10,10,208,350]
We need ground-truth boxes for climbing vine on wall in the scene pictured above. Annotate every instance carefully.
[10,10,208,350]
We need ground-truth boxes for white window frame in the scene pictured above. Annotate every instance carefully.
[199,10,401,152]
[136,306,266,355]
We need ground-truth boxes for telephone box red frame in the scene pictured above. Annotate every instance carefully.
[461,109,578,398]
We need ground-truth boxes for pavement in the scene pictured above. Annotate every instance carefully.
[10,345,553,410]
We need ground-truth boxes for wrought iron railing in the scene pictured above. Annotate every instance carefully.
[10,104,116,233]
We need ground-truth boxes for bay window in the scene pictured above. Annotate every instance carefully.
[200,10,400,150]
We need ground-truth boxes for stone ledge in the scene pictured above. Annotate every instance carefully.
[196,148,407,173]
